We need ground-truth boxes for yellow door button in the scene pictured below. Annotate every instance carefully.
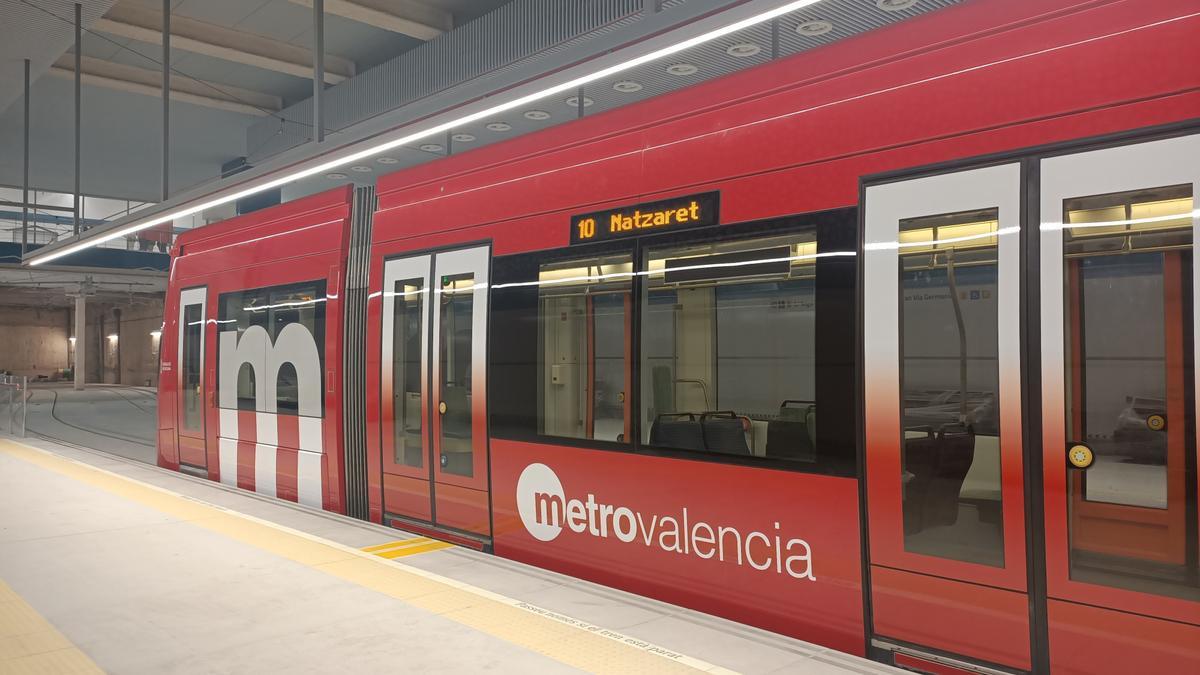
[1068,444,1094,469]
[1146,414,1166,431]
[438,401,447,414]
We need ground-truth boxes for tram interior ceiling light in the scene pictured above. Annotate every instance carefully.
[24,0,828,267]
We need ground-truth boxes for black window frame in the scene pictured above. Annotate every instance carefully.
[489,206,857,477]
[216,279,328,417]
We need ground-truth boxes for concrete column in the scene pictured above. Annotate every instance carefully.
[74,295,86,391]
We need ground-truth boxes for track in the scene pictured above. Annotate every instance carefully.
[21,386,159,464]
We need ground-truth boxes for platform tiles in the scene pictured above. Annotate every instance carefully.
[0,435,901,674]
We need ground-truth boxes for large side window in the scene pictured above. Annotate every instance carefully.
[217,280,327,415]
[490,210,856,475]
[641,233,817,461]
[537,255,633,442]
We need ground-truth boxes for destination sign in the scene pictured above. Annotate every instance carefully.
[570,192,719,245]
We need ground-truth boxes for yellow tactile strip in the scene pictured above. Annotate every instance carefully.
[363,537,456,559]
[0,440,734,674]
[0,579,104,674]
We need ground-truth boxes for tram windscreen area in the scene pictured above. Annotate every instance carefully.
[639,234,817,461]
[898,209,1004,568]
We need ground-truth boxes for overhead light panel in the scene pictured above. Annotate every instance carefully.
[26,0,827,267]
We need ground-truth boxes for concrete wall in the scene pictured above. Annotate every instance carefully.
[0,305,71,379]
[0,296,163,386]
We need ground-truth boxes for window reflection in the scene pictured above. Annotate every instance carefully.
[537,256,631,442]
[181,303,203,431]
[439,274,475,476]
[899,208,1004,567]
[1062,185,1199,601]
[641,234,817,461]
[392,279,425,468]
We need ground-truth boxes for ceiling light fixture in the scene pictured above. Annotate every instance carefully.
[876,0,916,11]
[26,0,828,267]
[613,80,643,92]
[486,122,512,132]
[666,63,698,75]
[350,165,373,172]
[325,172,348,180]
[419,143,444,152]
[795,20,833,36]
[523,110,551,120]
[564,95,594,108]
[725,42,761,57]
[376,157,399,164]
[451,133,476,142]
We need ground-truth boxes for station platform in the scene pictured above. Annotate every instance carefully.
[0,430,900,674]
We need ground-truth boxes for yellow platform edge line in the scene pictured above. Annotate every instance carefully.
[361,537,432,553]
[0,579,104,673]
[375,541,455,559]
[0,440,734,675]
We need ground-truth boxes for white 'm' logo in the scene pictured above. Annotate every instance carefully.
[516,463,565,542]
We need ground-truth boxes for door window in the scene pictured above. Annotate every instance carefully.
[899,209,1004,567]
[1060,184,1198,601]
[438,273,476,477]
[391,277,426,468]
[181,303,203,432]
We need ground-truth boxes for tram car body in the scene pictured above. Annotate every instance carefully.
[158,0,1200,672]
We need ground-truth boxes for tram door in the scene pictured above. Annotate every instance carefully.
[1037,135,1198,674]
[176,286,208,469]
[380,246,491,537]
[864,135,1200,674]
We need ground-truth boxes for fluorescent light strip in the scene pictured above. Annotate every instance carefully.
[28,0,824,267]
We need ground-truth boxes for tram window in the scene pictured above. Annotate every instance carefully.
[1062,185,1198,601]
[439,273,475,477]
[181,303,203,431]
[217,281,326,415]
[641,234,816,462]
[391,277,425,468]
[898,208,1004,568]
[537,256,632,442]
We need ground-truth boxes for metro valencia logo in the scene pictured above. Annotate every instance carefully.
[516,463,816,580]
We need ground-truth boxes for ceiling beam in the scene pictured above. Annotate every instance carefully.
[287,0,451,41]
[48,55,282,117]
[95,2,355,84]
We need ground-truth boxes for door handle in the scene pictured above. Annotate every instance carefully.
[1067,442,1094,470]
[438,401,447,414]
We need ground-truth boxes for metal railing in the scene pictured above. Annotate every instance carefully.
[0,375,28,438]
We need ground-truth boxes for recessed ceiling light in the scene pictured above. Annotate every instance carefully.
[564,95,594,108]
[350,165,372,172]
[613,80,643,93]
[376,157,399,164]
[876,0,917,11]
[524,110,551,120]
[795,20,833,36]
[666,63,698,76]
[725,42,761,58]
[451,133,476,142]
[326,172,348,179]
[486,122,512,132]
[419,143,443,152]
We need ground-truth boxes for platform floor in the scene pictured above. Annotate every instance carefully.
[1,413,899,674]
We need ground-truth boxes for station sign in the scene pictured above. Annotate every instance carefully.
[570,192,720,245]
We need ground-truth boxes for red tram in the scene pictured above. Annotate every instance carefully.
[156,0,1200,671]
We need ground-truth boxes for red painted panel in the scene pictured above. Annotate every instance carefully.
[1047,599,1200,675]
[434,483,490,536]
[177,434,206,468]
[871,566,1030,670]
[157,429,178,470]
[491,439,864,655]
[277,448,298,503]
[382,472,431,522]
